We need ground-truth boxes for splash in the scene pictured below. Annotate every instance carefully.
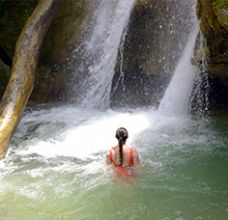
[16,107,150,159]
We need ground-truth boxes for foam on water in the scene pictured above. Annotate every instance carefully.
[0,105,195,189]
[16,107,151,159]
[0,107,154,198]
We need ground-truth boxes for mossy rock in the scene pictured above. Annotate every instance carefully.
[111,0,196,107]
[195,0,228,110]
[213,0,228,10]
[197,0,221,33]
[196,0,228,75]
[213,0,228,28]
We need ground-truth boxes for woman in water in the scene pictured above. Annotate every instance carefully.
[106,127,142,178]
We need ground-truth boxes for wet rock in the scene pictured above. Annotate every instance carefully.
[196,0,228,77]
[195,0,228,110]
[33,0,95,103]
[111,0,195,107]
[0,0,94,103]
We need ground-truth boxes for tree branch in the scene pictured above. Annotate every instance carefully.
[0,0,60,159]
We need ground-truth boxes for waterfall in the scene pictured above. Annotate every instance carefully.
[158,26,199,116]
[74,0,135,109]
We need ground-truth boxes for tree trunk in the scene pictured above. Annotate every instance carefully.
[0,0,59,159]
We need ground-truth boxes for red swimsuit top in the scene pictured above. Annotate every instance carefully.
[109,147,135,177]
[109,147,134,166]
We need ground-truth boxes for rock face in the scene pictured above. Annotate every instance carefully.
[197,0,228,76]
[30,0,95,103]
[0,0,94,103]
[110,0,195,107]
[1,0,227,110]
[1,0,196,107]
[195,0,228,110]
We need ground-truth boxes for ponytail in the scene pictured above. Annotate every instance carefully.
[118,137,123,166]
[115,127,128,166]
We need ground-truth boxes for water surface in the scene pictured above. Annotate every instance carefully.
[0,106,227,220]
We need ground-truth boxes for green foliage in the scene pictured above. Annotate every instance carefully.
[214,0,228,10]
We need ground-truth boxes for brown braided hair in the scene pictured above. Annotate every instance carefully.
[115,127,128,166]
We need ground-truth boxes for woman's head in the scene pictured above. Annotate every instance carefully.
[115,127,128,166]
[115,127,128,142]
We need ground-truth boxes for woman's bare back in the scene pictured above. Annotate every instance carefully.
[107,145,141,167]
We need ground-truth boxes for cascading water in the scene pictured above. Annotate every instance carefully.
[158,26,199,116]
[73,0,135,108]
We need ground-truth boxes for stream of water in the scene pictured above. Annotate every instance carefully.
[158,27,198,116]
[73,0,135,108]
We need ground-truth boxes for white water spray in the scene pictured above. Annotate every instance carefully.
[77,0,135,108]
[158,26,199,116]
[15,107,150,159]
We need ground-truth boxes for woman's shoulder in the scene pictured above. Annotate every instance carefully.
[107,146,117,153]
[128,146,137,151]
[128,146,139,156]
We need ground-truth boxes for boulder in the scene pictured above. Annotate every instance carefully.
[196,0,228,77]
[111,0,196,107]
[195,0,228,110]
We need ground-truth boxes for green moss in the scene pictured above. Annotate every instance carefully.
[214,0,228,10]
